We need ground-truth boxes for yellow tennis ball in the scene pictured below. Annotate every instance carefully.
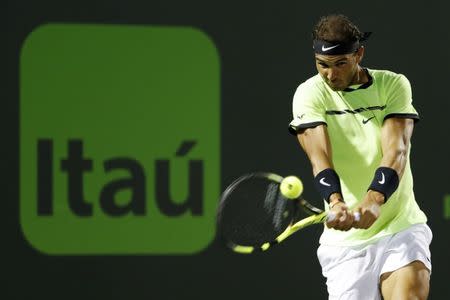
[280,176,303,199]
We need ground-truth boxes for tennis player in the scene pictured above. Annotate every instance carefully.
[289,14,431,300]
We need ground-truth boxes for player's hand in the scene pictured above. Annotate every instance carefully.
[352,190,384,229]
[326,196,354,231]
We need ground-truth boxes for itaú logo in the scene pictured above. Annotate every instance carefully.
[35,140,204,218]
[20,24,221,255]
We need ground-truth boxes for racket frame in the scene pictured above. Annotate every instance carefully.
[217,172,327,254]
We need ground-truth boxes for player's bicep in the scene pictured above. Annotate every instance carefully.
[297,125,334,176]
[380,117,414,177]
[381,117,414,152]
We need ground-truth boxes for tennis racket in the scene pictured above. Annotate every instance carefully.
[216,172,356,254]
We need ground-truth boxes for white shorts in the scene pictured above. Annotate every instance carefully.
[317,224,432,300]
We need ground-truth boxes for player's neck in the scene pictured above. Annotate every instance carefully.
[350,66,368,86]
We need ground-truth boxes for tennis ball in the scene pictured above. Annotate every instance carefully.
[280,176,303,199]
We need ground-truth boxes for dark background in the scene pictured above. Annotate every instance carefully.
[6,0,450,299]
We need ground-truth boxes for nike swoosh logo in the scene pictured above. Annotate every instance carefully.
[378,172,385,184]
[320,177,331,186]
[321,44,340,52]
[362,116,375,124]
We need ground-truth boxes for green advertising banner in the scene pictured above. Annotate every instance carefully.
[20,24,221,254]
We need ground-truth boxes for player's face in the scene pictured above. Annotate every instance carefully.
[315,49,363,91]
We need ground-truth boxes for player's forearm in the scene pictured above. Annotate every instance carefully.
[380,144,408,179]
[366,118,413,203]
[300,135,334,175]
[309,151,334,176]
[366,141,407,204]
[298,126,344,205]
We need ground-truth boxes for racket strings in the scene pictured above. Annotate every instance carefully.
[217,177,296,246]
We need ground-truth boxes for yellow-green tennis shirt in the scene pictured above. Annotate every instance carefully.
[289,68,427,247]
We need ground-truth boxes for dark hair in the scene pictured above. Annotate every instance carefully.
[312,14,364,43]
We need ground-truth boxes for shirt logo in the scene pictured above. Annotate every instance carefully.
[378,172,385,184]
[362,116,375,124]
[321,44,340,52]
[320,178,331,187]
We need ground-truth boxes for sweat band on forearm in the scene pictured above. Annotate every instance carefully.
[368,167,399,202]
[314,168,342,203]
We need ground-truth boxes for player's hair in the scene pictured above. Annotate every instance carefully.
[312,14,364,43]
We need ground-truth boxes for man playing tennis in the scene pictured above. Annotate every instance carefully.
[289,14,432,300]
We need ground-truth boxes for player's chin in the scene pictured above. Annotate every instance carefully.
[327,82,346,91]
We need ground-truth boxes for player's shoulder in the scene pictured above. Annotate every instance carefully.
[296,73,324,90]
[294,74,328,100]
[369,68,410,85]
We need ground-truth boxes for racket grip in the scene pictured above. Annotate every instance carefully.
[326,211,360,222]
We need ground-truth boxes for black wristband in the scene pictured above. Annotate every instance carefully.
[368,167,399,202]
[314,168,342,203]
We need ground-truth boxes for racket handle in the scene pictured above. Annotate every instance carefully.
[326,211,360,222]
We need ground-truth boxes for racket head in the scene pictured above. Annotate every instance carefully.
[216,172,323,254]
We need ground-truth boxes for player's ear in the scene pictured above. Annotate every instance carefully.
[355,46,364,63]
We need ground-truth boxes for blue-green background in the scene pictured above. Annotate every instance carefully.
[5,0,450,299]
